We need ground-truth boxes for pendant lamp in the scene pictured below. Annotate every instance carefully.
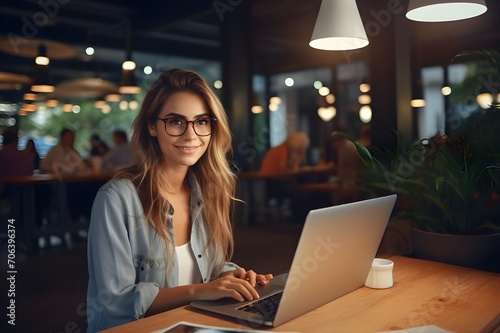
[31,64,54,93]
[310,0,368,51]
[119,21,140,94]
[30,44,55,93]
[406,0,487,22]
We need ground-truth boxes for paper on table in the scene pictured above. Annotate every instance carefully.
[152,321,299,333]
[378,326,455,333]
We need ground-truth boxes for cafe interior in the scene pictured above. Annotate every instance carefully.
[1,0,500,332]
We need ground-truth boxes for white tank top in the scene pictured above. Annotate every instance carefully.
[175,241,202,286]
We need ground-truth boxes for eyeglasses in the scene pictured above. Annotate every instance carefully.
[157,116,216,137]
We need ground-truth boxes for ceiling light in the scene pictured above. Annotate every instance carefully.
[85,46,95,56]
[35,44,49,66]
[119,21,141,94]
[359,83,371,93]
[251,105,264,114]
[214,80,223,89]
[30,64,55,93]
[410,99,426,108]
[317,106,337,121]
[318,86,330,96]
[129,100,139,110]
[63,104,73,112]
[94,98,107,109]
[122,60,136,70]
[101,104,111,114]
[441,86,452,96]
[269,103,279,112]
[270,96,282,105]
[476,93,493,109]
[326,94,335,104]
[358,94,371,105]
[21,103,37,112]
[359,105,372,123]
[23,93,37,101]
[45,99,59,107]
[406,0,487,22]
[310,0,369,51]
[119,100,128,110]
[105,93,121,102]
[119,69,141,94]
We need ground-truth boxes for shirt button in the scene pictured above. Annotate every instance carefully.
[203,278,207,282]
[198,254,202,258]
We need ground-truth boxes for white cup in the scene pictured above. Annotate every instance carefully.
[364,258,394,289]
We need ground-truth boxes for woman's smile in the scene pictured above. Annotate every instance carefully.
[175,144,202,153]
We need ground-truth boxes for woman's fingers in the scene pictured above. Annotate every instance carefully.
[230,267,247,279]
[256,273,274,285]
[207,275,259,301]
[215,269,274,301]
[224,280,258,301]
[244,269,257,287]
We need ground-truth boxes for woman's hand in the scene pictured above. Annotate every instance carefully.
[193,268,273,302]
[224,267,273,288]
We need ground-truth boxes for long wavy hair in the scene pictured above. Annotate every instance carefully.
[116,68,237,276]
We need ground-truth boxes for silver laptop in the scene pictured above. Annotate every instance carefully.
[190,194,397,327]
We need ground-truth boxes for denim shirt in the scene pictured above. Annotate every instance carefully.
[86,174,239,333]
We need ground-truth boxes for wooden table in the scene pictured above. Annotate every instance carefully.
[101,255,500,333]
[1,172,112,251]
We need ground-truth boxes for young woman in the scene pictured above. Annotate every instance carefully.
[86,69,273,332]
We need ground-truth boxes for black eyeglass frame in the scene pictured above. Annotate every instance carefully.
[157,116,217,137]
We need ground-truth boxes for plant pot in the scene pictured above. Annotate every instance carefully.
[411,228,500,273]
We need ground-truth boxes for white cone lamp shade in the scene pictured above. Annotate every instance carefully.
[406,0,487,22]
[310,0,368,51]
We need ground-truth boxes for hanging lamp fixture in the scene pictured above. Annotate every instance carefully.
[310,0,368,51]
[119,21,141,95]
[30,44,55,93]
[406,0,487,22]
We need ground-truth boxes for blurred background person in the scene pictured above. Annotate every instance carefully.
[102,129,133,172]
[260,131,310,174]
[0,129,34,178]
[26,138,41,171]
[0,129,38,236]
[258,132,310,221]
[40,128,87,175]
[89,134,110,157]
[330,126,363,204]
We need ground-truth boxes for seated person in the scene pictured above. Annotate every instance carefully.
[40,128,92,223]
[40,128,87,175]
[330,129,363,204]
[86,68,272,332]
[0,129,34,179]
[90,134,110,157]
[102,130,133,171]
[259,132,310,220]
[260,132,310,175]
[26,138,41,171]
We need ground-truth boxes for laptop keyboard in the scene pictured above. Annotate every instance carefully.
[236,292,283,318]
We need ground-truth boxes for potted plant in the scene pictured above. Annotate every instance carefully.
[335,49,500,272]
[334,105,500,274]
